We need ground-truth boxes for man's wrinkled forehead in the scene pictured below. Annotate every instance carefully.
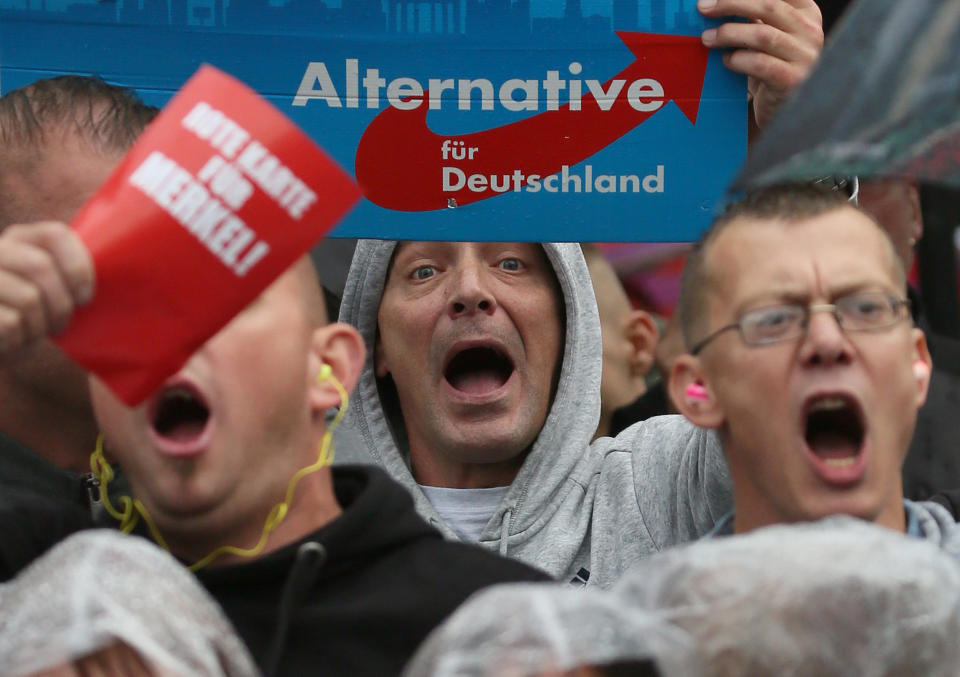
[704,208,906,299]
[0,136,122,230]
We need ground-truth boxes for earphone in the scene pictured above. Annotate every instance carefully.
[913,360,930,381]
[685,382,709,402]
[90,360,351,572]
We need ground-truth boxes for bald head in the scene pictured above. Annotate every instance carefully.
[582,244,659,437]
[582,244,634,327]
[287,256,329,328]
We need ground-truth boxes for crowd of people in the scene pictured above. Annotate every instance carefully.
[2,0,959,675]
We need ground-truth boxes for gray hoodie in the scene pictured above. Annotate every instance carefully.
[337,240,732,587]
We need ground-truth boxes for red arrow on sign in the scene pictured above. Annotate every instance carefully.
[355,31,710,212]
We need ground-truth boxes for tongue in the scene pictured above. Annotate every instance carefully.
[161,420,207,442]
[449,369,505,395]
[808,431,859,460]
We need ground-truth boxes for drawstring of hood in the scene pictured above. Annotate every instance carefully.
[499,508,513,556]
[264,541,328,677]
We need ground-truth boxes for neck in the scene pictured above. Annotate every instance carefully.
[0,376,97,472]
[166,467,343,568]
[153,420,344,568]
[593,409,613,441]
[409,445,522,489]
[731,486,908,535]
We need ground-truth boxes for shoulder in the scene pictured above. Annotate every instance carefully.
[597,415,717,468]
[0,490,95,582]
[351,538,551,629]
[417,539,551,584]
[908,499,960,551]
[606,414,709,447]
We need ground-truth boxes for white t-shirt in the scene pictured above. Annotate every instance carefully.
[418,484,510,543]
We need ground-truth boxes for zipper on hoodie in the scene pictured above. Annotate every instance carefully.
[264,541,328,677]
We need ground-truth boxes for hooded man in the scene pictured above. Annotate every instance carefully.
[339,241,730,586]
[334,1,825,585]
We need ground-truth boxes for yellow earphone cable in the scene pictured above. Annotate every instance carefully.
[91,365,349,571]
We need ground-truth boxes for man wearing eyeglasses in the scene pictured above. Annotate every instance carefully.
[668,183,958,541]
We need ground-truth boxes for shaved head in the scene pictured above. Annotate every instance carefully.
[288,256,328,328]
[679,185,905,349]
[0,76,157,229]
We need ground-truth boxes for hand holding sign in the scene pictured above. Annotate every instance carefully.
[52,65,359,405]
[0,222,93,353]
[699,0,824,128]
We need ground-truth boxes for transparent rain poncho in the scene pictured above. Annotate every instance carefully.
[403,580,695,676]
[0,529,259,677]
[405,517,960,677]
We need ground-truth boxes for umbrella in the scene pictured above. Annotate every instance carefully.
[734,0,960,190]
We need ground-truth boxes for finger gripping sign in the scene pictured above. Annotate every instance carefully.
[54,65,360,406]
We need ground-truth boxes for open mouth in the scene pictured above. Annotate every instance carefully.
[444,346,515,396]
[150,385,211,443]
[803,395,865,468]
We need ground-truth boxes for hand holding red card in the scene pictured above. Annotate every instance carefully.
[53,65,360,405]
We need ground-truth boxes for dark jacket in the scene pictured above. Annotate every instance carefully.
[197,465,549,677]
[609,381,671,436]
[0,431,94,581]
[0,430,89,501]
[902,287,960,500]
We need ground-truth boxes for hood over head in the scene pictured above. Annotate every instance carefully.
[339,240,601,541]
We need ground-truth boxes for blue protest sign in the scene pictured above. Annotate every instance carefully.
[0,0,745,241]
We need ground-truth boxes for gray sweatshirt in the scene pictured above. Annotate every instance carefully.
[338,240,732,587]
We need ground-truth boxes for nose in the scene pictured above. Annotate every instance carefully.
[448,265,496,318]
[798,305,853,367]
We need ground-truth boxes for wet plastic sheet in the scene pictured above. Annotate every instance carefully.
[736,0,960,190]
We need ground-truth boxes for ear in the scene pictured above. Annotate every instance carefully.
[625,309,659,378]
[308,322,366,413]
[911,328,933,409]
[669,353,724,429]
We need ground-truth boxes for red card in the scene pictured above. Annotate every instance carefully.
[55,65,360,405]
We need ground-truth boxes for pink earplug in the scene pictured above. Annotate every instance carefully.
[685,383,709,401]
[913,360,930,380]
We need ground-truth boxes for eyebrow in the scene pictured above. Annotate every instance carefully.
[736,281,898,313]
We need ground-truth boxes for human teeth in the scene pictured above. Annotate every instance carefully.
[166,388,195,402]
[810,397,847,412]
[823,458,856,467]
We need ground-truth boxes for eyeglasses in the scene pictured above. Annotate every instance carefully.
[690,291,911,356]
